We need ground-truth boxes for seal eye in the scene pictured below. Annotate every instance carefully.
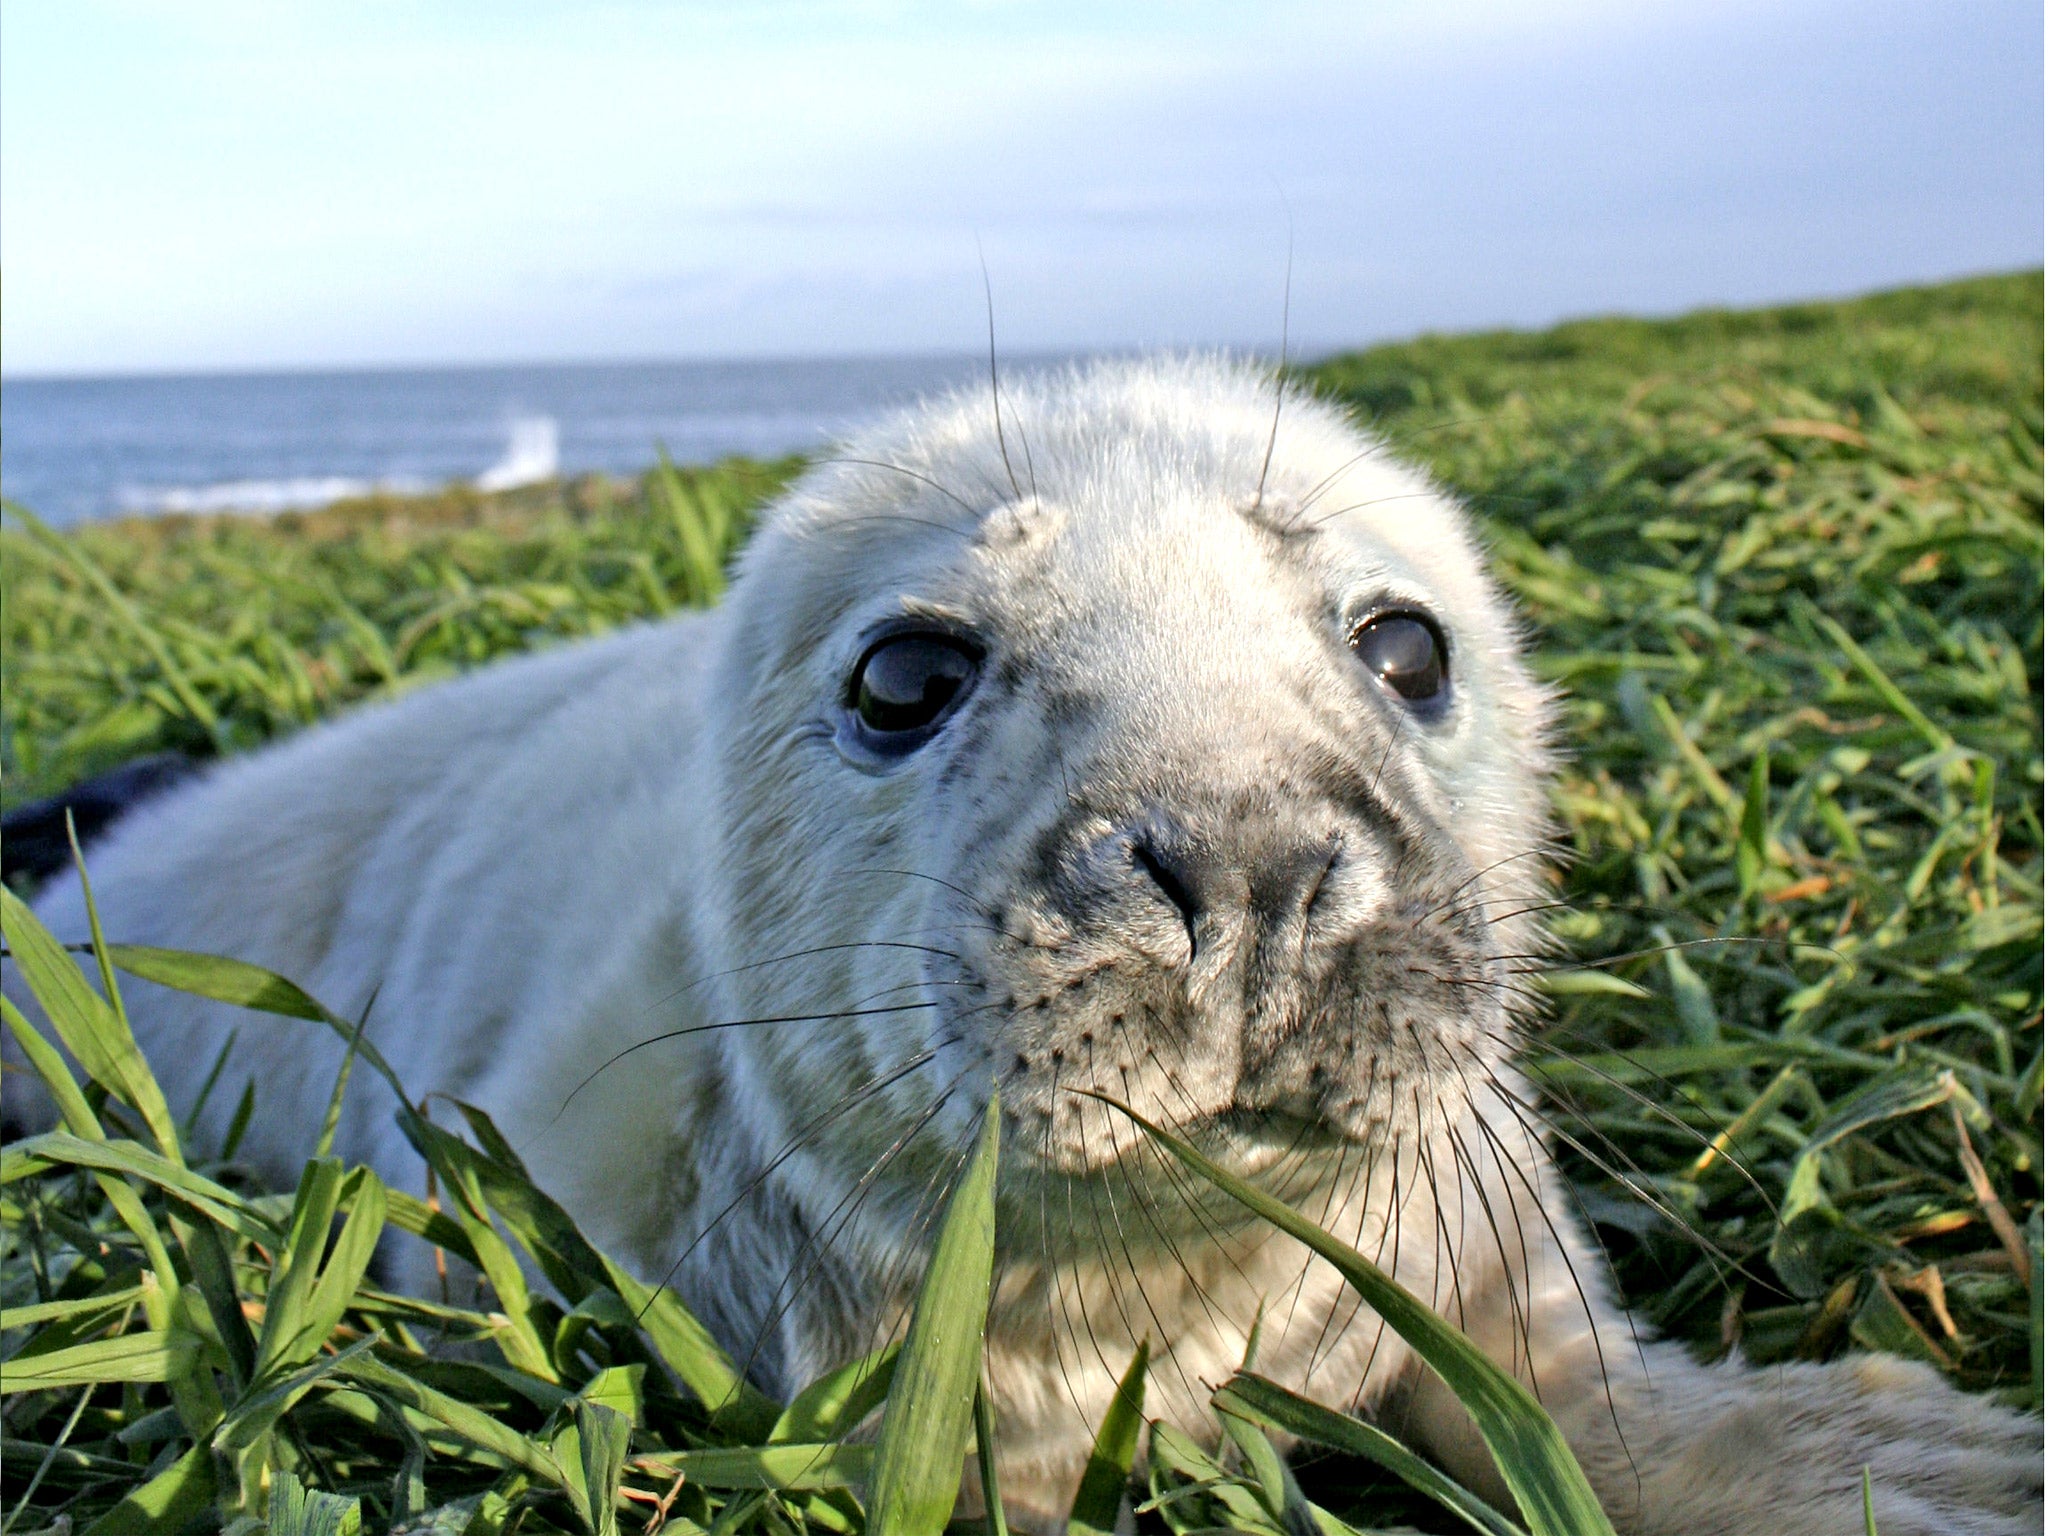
[1351,612,1447,704]
[851,633,981,739]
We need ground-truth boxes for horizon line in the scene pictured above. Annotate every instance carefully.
[5,266,2036,387]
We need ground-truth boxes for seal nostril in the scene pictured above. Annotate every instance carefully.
[1132,836,1201,958]
[1300,838,1343,923]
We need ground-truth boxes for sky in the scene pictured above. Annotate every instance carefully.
[3,0,2041,377]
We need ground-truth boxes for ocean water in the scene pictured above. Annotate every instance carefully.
[0,356,1020,528]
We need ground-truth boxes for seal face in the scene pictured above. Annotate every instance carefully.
[13,356,2039,1535]
[704,357,1552,1205]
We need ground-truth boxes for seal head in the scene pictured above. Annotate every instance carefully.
[691,355,1555,1264]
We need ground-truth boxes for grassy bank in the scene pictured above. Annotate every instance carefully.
[1314,272,2043,1387]
[2,271,2041,1532]
[2,457,801,803]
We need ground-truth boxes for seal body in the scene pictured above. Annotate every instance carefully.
[9,359,2039,1533]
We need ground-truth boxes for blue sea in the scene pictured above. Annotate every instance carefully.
[0,356,1025,528]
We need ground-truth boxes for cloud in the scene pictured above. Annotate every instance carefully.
[3,0,2038,373]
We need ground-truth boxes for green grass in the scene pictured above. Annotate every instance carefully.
[1312,271,2042,1390]
[3,270,2041,1533]
[1,457,800,802]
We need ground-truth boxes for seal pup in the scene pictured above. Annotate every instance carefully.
[8,358,2039,1533]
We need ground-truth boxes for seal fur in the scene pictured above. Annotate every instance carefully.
[8,357,2039,1532]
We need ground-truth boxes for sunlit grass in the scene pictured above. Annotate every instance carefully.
[3,271,2040,1533]
[1312,272,2041,1397]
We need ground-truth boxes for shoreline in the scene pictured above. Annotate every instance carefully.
[8,455,802,549]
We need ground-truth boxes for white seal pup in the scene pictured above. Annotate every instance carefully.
[8,358,2040,1533]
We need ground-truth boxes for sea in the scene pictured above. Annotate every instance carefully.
[0,355,1031,529]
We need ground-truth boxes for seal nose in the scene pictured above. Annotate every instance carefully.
[1129,817,1339,961]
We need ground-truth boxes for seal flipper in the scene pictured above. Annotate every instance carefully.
[2,753,203,886]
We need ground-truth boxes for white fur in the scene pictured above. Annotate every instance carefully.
[7,358,2038,1532]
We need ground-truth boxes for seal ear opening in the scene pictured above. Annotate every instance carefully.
[2,752,202,888]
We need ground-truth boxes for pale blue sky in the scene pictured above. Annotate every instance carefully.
[4,0,2040,377]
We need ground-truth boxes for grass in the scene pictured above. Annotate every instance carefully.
[1312,271,2042,1391]
[2,270,2042,1533]
[1,457,801,801]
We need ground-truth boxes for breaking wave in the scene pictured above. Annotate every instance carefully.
[117,475,429,515]
[474,415,559,491]
[115,415,563,516]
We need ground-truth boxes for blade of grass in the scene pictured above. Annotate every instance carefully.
[1,888,182,1161]
[867,1092,1001,1536]
[268,1467,363,1536]
[1082,1091,1616,1536]
[0,1285,147,1329]
[1143,1419,1282,1533]
[1215,1373,1527,1536]
[2,1331,196,1390]
[213,1336,383,1453]
[102,943,415,1109]
[552,1399,631,1536]
[1067,1339,1148,1534]
[1214,1388,1319,1536]
[1,499,226,749]
[771,1341,899,1444]
[314,1002,374,1161]
[633,1443,876,1491]
[0,901,222,1438]
[2,1130,280,1243]
[78,1444,216,1536]
[975,1377,1011,1536]
[332,1350,568,1482]
[401,1097,779,1435]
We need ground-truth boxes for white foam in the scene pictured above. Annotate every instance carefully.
[112,414,563,517]
[118,475,430,515]
[474,415,559,492]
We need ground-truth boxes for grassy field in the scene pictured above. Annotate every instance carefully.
[2,271,2041,1533]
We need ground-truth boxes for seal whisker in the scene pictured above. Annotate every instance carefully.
[809,454,983,522]
[1340,1128,1413,1409]
[1054,1124,1133,1403]
[1248,224,1292,523]
[1414,848,1554,921]
[1101,1056,1246,1337]
[1084,1104,1211,1416]
[647,940,966,1009]
[978,244,1024,504]
[1302,488,1471,532]
[1003,378,1040,506]
[1493,933,1824,971]
[1271,1132,1359,1378]
[1044,1055,1126,1393]
[842,865,993,915]
[853,1094,989,1356]
[1314,1120,1413,1388]
[627,1049,968,1413]
[1301,1079,1392,1383]
[538,1001,941,1135]
[737,1063,981,1389]
[1455,1066,1645,1485]
[1454,1005,1778,1207]
[1474,1065,1748,1286]
[1407,1077,1467,1331]
[1105,1026,1272,1299]
[1035,1061,1109,1433]
[1444,1107,1536,1390]
[647,1042,951,1283]
[1293,441,1396,517]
